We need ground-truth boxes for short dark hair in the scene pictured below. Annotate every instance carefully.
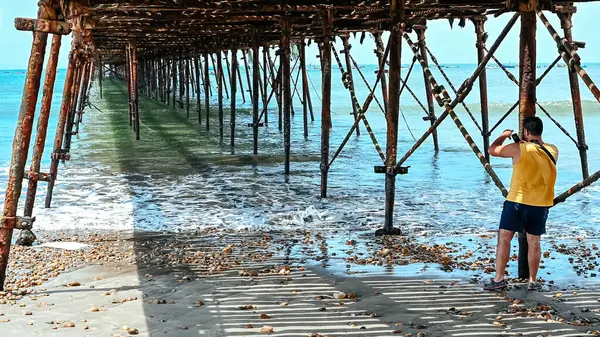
[523,116,543,136]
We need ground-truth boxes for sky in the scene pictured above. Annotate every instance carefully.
[0,2,599,69]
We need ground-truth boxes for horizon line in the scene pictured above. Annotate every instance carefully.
[1,61,599,71]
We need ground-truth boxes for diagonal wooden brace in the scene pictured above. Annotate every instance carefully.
[393,15,519,196]
[537,10,600,102]
[404,33,508,196]
[394,14,519,172]
[553,169,600,206]
[331,44,385,163]
[327,37,392,168]
[487,50,579,146]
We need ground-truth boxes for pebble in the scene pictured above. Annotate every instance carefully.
[63,322,75,328]
[89,306,100,312]
[333,291,345,299]
[127,327,139,335]
[259,325,274,333]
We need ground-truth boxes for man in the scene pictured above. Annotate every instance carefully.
[484,116,558,291]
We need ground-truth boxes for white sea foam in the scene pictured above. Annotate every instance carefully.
[37,242,92,250]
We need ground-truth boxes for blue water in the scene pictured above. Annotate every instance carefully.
[0,69,67,172]
[0,62,599,240]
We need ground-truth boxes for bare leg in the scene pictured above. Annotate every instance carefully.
[494,229,515,281]
[526,233,541,282]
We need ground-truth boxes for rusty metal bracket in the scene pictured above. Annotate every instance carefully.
[24,171,51,182]
[51,150,71,161]
[577,143,589,151]
[0,216,35,230]
[247,122,265,127]
[374,166,410,175]
[15,18,71,35]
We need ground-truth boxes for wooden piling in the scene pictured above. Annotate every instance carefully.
[179,51,185,108]
[156,58,160,102]
[0,26,48,290]
[224,50,233,102]
[172,56,177,109]
[75,61,91,134]
[64,58,84,153]
[475,18,490,161]
[22,34,62,230]
[263,47,269,125]
[46,48,76,209]
[204,52,210,130]
[517,10,537,280]
[194,52,201,123]
[189,55,195,99]
[166,58,171,105]
[231,46,238,150]
[253,38,260,155]
[185,56,190,118]
[282,21,292,175]
[300,38,309,139]
[163,57,168,103]
[131,42,140,140]
[126,47,133,122]
[278,49,284,132]
[559,11,589,179]
[320,11,332,197]
[99,55,103,99]
[217,51,224,140]
[19,33,61,245]
[383,0,403,234]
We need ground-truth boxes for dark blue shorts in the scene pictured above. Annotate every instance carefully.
[499,200,549,236]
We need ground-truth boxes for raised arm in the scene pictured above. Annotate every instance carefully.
[489,129,521,159]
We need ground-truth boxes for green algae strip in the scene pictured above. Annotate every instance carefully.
[81,79,320,176]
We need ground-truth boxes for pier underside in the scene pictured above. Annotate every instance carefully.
[2,0,600,291]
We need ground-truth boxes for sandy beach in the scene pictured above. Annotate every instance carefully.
[1,228,600,336]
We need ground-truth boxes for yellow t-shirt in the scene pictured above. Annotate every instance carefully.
[506,142,558,207]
